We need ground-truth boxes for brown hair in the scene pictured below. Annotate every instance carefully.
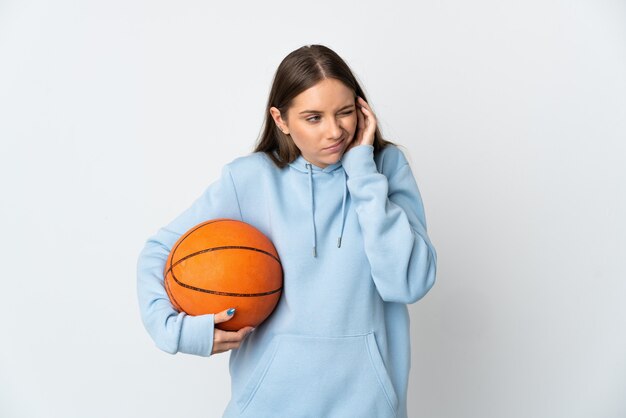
[253,44,394,168]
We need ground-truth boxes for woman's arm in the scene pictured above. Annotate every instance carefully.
[342,144,437,304]
[136,164,242,356]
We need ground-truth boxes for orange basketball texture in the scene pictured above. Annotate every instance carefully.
[164,219,283,331]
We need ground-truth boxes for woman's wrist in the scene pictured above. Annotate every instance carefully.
[341,145,376,177]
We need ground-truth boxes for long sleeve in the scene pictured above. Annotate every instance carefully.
[136,163,242,356]
[341,144,437,304]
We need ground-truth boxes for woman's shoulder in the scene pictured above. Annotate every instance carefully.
[225,151,278,178]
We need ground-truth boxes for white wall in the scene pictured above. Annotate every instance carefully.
[1,1,624,417]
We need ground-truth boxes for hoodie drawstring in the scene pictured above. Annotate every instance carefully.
[306,164,317,257]
[337,169,347,248]
[304,161,347,258]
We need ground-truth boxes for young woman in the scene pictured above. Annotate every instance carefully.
[137,44,437,418]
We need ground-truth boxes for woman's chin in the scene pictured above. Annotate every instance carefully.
[323,157,342,168]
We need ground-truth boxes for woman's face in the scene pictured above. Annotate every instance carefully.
[270,78,358,168]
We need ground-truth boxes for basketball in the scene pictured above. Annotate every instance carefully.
[164,219,283,331]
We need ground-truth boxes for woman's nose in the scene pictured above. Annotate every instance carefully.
[326,118,343,139]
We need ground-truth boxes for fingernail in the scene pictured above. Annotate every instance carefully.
[227,308,235,316]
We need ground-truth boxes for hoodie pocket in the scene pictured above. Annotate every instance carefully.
[236,332,399,418]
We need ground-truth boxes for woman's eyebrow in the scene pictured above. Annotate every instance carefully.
[299,104,355,114]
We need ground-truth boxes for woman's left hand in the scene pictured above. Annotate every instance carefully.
[347,96,377,151]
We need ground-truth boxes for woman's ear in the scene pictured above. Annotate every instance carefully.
[269,107,289,135]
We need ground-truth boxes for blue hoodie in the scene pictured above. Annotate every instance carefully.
[136,144,437,418]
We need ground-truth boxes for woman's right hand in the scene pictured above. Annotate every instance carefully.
[211,308,255,355]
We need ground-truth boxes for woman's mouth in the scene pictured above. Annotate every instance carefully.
[323,138,345,153]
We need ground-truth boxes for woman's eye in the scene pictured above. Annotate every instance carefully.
[306,111,352,123]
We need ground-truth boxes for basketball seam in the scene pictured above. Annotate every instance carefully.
[167,245,281,274]
[169,247,283,297]
[170,275,283,297]
[164,272,183,311]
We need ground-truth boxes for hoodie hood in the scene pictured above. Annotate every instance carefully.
[288,154,348,258]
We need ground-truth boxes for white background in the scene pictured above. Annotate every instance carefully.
[1,1,625,417]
